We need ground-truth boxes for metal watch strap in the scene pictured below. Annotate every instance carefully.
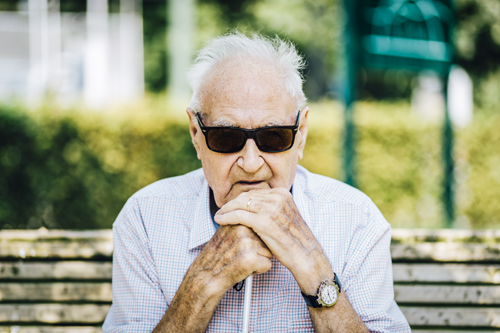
[301,273,342,308]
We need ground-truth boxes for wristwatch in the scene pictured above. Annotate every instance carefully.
[301,273,342,308]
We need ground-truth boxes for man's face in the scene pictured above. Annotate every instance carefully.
[188,59,309,208]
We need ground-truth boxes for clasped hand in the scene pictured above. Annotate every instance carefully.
[214,188,333,295]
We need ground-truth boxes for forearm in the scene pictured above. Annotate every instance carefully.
[152,272,225,333]
[309,291,369,333]
[153,224,270,332]
[293,252,368,332]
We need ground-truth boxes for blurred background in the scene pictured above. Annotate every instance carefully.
[0,0,499,230]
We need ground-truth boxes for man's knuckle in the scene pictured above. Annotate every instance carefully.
[278,187,288,194]
[251,199,261,211]
[252,254,266,268]
[256,257,272,274]
[233,225,247,236]
[238,236,253,249]
[263,259,272,271]
[239,251,255,265]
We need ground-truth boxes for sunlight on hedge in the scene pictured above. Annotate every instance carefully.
[0,98,498,230]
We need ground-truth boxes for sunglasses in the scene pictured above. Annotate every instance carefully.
[196,111,301,153]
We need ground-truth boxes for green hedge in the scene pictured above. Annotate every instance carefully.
[302,101,500,229]
[0,101,200,229]
[1,100,499,229]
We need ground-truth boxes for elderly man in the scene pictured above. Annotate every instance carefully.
[103,33,410,332]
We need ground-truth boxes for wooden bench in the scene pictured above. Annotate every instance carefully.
[1,228,499,332]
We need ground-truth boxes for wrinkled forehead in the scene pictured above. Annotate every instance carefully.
[198,58,297,125]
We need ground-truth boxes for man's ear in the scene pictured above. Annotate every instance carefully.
[296,106,309,160]
[186,108,202,160]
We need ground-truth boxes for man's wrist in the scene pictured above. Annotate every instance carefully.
[199,272,234,300]
[155,271,226,332]
[301,273,342,308]
[295,255,335,296]
[181,267,228,304]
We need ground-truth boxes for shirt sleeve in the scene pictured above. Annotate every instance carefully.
[102,198,168,332]
[341,200,411,333]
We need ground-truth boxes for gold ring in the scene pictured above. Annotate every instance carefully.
[247,198,252,212]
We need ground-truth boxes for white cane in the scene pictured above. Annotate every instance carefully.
[242,198,254,333]
[242,275,253,333]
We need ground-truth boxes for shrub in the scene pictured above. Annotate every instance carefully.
[0,101,200,229]
[0,99,498,229]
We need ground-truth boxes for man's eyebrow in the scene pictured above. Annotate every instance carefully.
[265,119,285,126]
[212,118,236,127]
[211,118,285,127]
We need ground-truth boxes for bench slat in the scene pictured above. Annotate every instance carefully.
[0,230,112,240]
[5,229,498,241]
[395,285,500,304]
[392,229,500,243]
[3,229,500,261]
[0,304,110,324]
[393,263,500,283]
[0,241,113,260]
[0,283,112,302]
[2,282,498,305]
[4,261,499,284]
[401,306,500,327]
[0,262,112,280]
[391,243,500,262]
[0,327,102,333]
[1,304,499,327]
[4,240,500,261]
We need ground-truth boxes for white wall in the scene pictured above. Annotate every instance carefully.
[0,0,145,108]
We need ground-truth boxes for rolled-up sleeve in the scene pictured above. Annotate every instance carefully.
[103,198,167,332]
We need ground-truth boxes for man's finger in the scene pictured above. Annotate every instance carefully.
[217,189,276,216]
[219,187,280,212]
[216,193,254,215]
[256,245,273,259]
[214,209,254,226]
[215,210,272,238]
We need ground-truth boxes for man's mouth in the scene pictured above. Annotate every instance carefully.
[237,181,264,185]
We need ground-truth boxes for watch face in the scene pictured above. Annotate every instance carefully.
[320,284,338,306]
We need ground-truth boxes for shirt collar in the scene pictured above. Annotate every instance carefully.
[188,180,217,251]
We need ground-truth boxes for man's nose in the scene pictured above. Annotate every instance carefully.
[237,139,264,172]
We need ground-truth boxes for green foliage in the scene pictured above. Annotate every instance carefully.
[247,0,341,70]
[143,0,341,98]
[459,112,500,227]
[455,0,500,110]
[1,100,498,230]
[302,101,500,229]
[302,101,444,228]
[140,0,500,104]
[356,103,444,229]
[143,0,168,92]
[0,101,200,230]
[455,0,500,76]
[245,0,341,99]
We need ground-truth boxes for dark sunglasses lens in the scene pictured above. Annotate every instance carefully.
[207,129,246,153]
[255,128,294,152]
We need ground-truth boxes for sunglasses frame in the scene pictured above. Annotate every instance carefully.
[196,110,301,153]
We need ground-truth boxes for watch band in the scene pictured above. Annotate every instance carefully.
[301,291,323,308]
[301,273,342,308]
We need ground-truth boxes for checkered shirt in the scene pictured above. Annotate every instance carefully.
[102,166,410,332]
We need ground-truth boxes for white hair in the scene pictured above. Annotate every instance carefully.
[187,32,307,112]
